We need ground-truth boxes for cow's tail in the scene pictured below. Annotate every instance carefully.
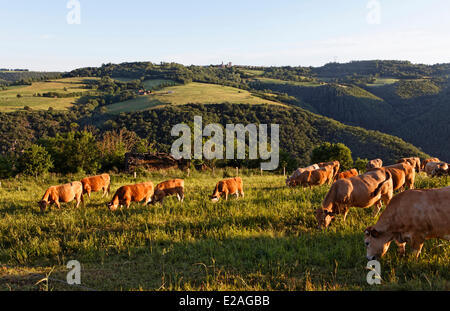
[372,170,392,198]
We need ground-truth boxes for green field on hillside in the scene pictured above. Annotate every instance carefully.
[0,77,98,112]
[106,82,284,114]
[255,77,324,87]
[0,171,448,291]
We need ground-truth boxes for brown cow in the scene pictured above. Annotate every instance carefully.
[364,186,450,259]
[334,169,359,182]
[210,177,244,202]
[286,164,319,187]
[107,182,154,211]
[397,157,421,173]
[429,162,449,177]
[38,181,84,212]
[81,173,111,198]
[316,169,393,228]
[421,158,440,171]
[150,179,185,205]
[367,159,383,170]
[292,167,333,188]
[318,161,340,181]
[369,162,415,191]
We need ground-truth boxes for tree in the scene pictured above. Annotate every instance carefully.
[17,144,53,176]
[40,131,101,174]
[354,157,369,173]
[311,142,353,170]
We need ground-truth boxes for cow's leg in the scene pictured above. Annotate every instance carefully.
[410,237,424,259]
[125,199,132,209]
[235,192,239,199]
[55,200,61,209]
[240,190,244,198]
[225,191,228,201]
[342,207,350,222]
[394,240,406,256]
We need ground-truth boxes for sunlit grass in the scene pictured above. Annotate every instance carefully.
[0,171,448,291]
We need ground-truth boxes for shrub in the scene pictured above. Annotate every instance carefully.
[17,144,53,176]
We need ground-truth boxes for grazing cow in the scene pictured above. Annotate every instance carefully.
[316,169,393,228]
[364,186,450,259]
[370,162,415,192]
[334,169,359,182]
[81,173,111,198]
[429,162,449,177]
[150,179,185,205]
[38,182,84,212]
[292,167,333,188]
[318,161,340,181]
[421,158,440,171]
[397,157,421,173]
[107,182,154,211]
[367,159,383,170]
[210,177,244,202]
[286,164,319,187]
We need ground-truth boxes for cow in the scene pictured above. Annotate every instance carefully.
[286,164,319,187]
[334,169,359,182]
[291,167,333,188]
[364,186,450,259]
[368,162,415,192]
[397,157,421,173]
[429,162,449,177]
[107,182,154,211]
[38,181,84,212]
[318,161,340,181]
[367,159,383,170]
[150,179,185,205]
[81,173,111,198]
[210,177,244,202]
[421,158,440,171]
[316,169,393,228]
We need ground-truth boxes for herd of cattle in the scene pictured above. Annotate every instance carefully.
[36,157,449,260]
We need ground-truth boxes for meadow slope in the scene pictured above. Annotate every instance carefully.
[0,170,448,291]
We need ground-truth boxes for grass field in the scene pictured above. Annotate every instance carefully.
[0,170,449,291]
[0,77,98,112]
[366,78,400,87]
[106,82,284,114]
[255,77,324,87]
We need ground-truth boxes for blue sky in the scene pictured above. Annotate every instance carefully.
[1,0,450,71]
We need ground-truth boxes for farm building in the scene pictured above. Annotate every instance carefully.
[125,152,190,172]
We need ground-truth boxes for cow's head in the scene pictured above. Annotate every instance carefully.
[149,190,164,205]
[37,200,49,212]
[315,208,335,229]
[364,227,393,260]
[210,192,220,203]
[107,201,119,211]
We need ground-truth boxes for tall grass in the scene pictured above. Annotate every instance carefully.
[0,171,448,291]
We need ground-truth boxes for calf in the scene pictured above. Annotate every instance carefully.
[81,173,111,198]
[150,179,185,205]
[107,182,154,211]
[38,181,84,212]
[334,169,359,182]
[364,186,450,259]
[211,177,244,202]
